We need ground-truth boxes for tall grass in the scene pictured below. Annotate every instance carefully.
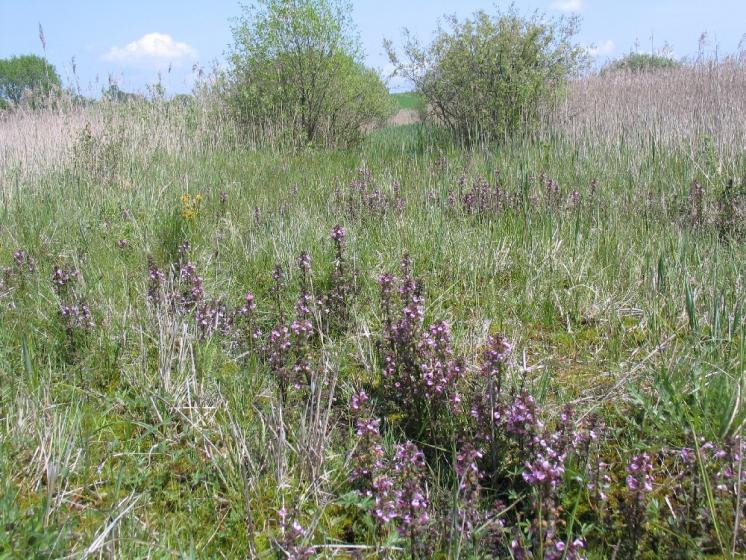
[0,63,744,557]
[552,61,746,159]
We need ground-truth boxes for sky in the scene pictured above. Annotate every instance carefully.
[1,0,745,95]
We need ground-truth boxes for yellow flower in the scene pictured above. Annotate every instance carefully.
[180,193,203,220]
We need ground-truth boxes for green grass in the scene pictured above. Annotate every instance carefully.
[390,91,425,112]
[0,107,744,558]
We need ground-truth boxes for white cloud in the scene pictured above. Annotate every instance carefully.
[587,40,615,57]
[103,33,196,64]
[550,0,583,12]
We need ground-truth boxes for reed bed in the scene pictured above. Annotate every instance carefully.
[554,62,746,158]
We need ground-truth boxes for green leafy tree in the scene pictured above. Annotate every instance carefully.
[226,0,394,147]
[0,54,61,105]
[605,52,681,73]
[385,7,587,144]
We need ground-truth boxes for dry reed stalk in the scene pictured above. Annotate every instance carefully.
[550,61,746,156]
[0,91,242,186]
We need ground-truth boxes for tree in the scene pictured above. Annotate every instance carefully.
[102,83,144,104]
[226,0,393,147]
[604,52,681,73]
[0,54,61,105]
[385,7,587,144]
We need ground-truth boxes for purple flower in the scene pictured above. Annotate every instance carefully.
[626,453,654,493]
[331,224,346,241]
[178,262,205,307]
[679,447,694,464]
[147,264,165,303]
[271,265,284,289]
[59,302,95,331]
[195,299,230,338]
[178,240,191,259]
[350,390,369,412]
[13,250,36,273]
[276,508,315,559]
[522,432,566,490]
[378,273,395,298]
[237,292,256,315]
[355,417,380,437]
[290,319,313,338]
[505,393,541,437]
[52,266,79,292]
[297,251,311,274]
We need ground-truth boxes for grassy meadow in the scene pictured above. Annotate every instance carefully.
[391,92,425,112]
[0,65,745,558]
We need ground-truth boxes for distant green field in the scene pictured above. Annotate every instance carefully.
[391,91,425,111]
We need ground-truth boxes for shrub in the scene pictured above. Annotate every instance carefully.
[605,52,681,73]
[225,0,394,148]
[385,7,586,144]
[102,83,144,103]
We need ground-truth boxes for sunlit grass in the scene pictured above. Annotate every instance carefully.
[0,77,744,556]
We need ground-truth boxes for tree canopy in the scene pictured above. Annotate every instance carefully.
[226,0,393,147]
[0,54,61,105]
[605,52,682,73]
[385,7,587,144]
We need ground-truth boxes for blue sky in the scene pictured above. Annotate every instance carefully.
[1,1,744,95]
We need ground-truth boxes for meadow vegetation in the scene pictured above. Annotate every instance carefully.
[0,4,745,559]
[390,92,425,113]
